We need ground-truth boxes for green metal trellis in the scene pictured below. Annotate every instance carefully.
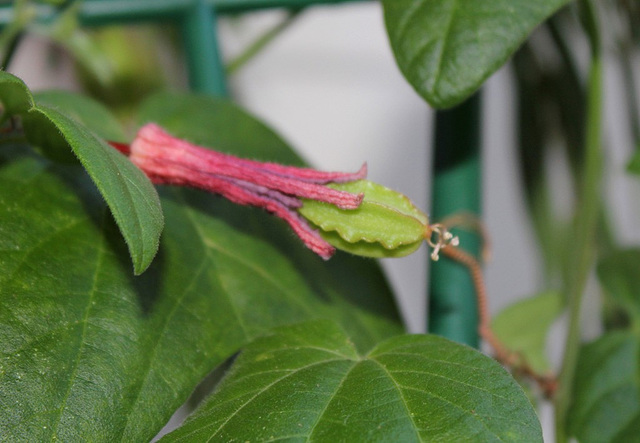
[0,0,481,346]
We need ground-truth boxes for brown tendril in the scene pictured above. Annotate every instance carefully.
[427,221,558,399]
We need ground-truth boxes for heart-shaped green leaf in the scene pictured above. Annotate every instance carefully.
[162,320,542,442]
[568,332,640,442]
[300,180,428,258]
[382,0,572,108]
[492,291,563,373]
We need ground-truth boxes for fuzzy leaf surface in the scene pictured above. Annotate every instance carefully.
[382,0,572,108]
[162,320,543,442]
[28,105,162,274]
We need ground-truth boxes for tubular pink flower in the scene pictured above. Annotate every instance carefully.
[123,123,366,259]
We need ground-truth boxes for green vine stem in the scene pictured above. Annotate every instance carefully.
[226,10,300,75]
[554,0,603,441]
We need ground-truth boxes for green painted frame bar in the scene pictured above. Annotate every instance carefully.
[182,0,227,96]
[428,93,482,347]
[0,0,370,26]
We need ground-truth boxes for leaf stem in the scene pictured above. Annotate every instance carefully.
[226,10,301,76]
[554,1,603,441]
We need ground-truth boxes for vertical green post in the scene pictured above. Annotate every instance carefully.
[428,93,482,347]
[182,0,228,96]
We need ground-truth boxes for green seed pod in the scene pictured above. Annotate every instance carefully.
[299,180,428,258]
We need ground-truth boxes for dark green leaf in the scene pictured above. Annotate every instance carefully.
[598,249,640,325]
[568,332,640,442]
[382,0,572,108]
[0,71,163,274]
[162,320,542,442]
[137,92,404,351]
[492,291,562,373]
[0,70,34,117]
[27,104,163,274]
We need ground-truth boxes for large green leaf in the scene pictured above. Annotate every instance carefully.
[382,0,572,108]
[162,320,542,441]
[0,72,163,274]
[492,291,563,373]
[568,332,640,442]
[598,249,640,326]
[137,92,404,351]
[0,142,399,441]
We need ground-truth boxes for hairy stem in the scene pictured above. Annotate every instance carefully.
[441,245,558,397]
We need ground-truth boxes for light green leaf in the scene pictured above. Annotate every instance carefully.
[382,0,572,108]
[300,180,428,258]
[27,104,163,274]
[162,320,542,442]
[568,332,640,442]
[598,249,640,326]
[492,291,563,373]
